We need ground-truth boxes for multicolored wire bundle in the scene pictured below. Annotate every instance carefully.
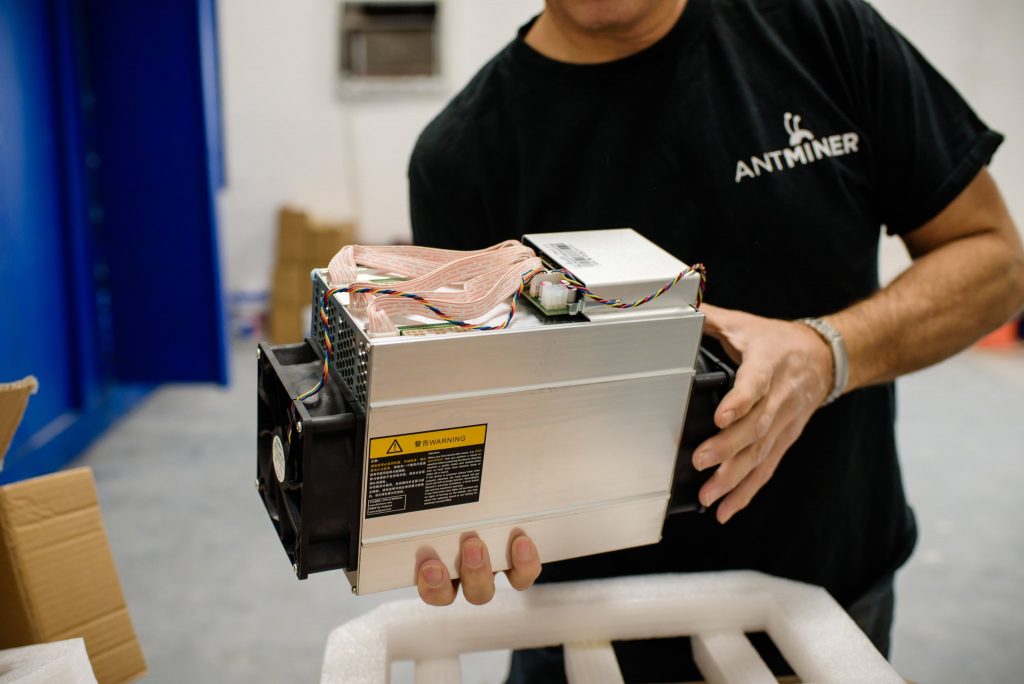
[326,266,545,334]
[291,264,707,407]
[559,262,707,309]
[290,267,544,407]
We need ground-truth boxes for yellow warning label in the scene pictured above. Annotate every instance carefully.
[369,424,487,459]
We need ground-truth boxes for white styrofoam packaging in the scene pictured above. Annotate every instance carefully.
[322,572,906,683]
[0,639,97,684]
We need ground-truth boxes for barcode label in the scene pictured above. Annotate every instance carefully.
[546,242,599,269]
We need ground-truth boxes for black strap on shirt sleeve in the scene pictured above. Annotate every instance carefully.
[858,2,1003,236]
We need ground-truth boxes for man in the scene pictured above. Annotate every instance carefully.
[407,0,1024,679]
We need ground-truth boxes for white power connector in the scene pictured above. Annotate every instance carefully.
[539,281,570,310]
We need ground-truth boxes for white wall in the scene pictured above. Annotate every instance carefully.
[217,0,542,294]
[217,0,1024,294]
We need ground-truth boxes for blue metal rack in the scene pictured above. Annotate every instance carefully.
[0,0,227,484]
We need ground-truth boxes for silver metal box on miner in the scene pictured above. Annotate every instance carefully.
[257,229,723,595]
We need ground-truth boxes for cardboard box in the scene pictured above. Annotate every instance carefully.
[308,221,356,265]
[0,469,147,683]
[275,207,356,268]
[0,376,37,470]
[272,264,311,304]
[0,382,147,684]
[270,264,314,345]
[269,205,356,344]
[269,297,313,345]
[268,301,305,345]
[276,206,309,263]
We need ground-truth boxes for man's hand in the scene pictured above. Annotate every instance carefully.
[416,533,541,606]
[695,304,833,524]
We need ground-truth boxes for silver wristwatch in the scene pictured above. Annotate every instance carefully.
[797,317,848,406]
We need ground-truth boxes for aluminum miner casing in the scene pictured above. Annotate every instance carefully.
[309,229,706,594]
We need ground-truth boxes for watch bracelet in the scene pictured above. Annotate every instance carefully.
[796,317,848,406]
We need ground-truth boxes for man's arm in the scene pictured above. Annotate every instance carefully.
[827,169,1024,390]
[695,168,1024,524]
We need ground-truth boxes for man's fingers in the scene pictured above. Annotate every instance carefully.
[715,458,778,524]
[417,560,456,606]
[715,359,772,429]
[693,408,761,471]
[697,303,731,336]
[459,537,496,605]
[505,535,541,591]
[699,394,806,508]
[698,304,744,364]
[715,421,804,524]
[420,535,539,606]
[695,377,794,472]
[698,436,772,508]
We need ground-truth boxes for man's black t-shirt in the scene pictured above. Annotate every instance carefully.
[409,0,1002,608]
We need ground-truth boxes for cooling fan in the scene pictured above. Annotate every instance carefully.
[257,341,364,579]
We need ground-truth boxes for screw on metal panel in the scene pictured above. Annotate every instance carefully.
[254,478,261,491]
[296,422,303,434]
[292,563,299,575]
[256,346,261,359]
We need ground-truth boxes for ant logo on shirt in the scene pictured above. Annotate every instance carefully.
[784,112,814,147]
[734,111,860,184]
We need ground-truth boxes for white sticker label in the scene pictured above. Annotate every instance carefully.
[273,435,286,483]
[545,242,599,269]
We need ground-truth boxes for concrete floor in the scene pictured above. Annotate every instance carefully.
[78,343,1024,683]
